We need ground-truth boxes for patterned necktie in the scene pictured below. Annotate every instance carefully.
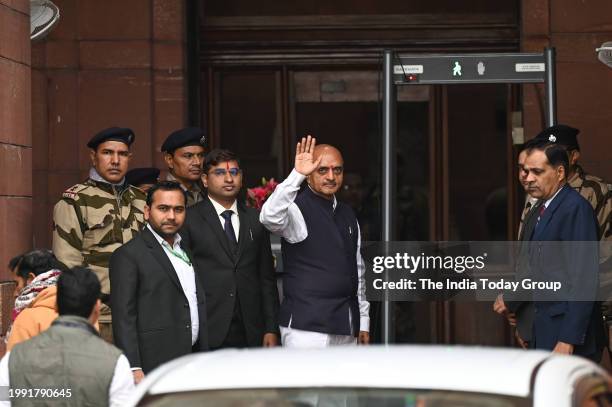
[221,210,238,248]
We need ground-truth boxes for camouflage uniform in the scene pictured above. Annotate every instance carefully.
[567,165,612,349]
[52,170,146,323]
[568,165,611,244]
[166,172,205,207]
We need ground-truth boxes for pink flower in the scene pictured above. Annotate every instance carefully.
[246,177,279,210]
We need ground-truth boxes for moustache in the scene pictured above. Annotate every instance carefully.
[161,222,178,227]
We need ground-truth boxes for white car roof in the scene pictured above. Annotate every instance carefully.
[129,345,603,404]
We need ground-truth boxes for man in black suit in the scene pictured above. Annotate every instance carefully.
[110,181,208,383]
[181,149,279,349]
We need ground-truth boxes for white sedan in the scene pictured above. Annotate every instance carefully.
[126,346,611,407]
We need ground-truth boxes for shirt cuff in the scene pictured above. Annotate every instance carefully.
[286,169,307,187]
[360,317,370,332]
[130,367,142,371]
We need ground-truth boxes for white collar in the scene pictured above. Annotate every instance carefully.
[208,196,238,216]
[147,223,182,249]
[544,184,565,209]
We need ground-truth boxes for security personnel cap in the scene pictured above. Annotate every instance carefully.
[125,167,160,187]
[87,127,135,149]
[161,127,207,153]
[533,124,580,151]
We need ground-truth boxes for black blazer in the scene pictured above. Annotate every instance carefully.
[180,197,279,348]
[110,227,208,373]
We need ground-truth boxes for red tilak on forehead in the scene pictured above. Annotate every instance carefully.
[226,161,230,170]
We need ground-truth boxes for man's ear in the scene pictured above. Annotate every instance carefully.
[89,148,96,167]
[569,150,581,166]
[557,164,566,182]
[144,204,151,221]
[163,152,174,170]
[89,299,101,325]
[27,272,36,284]
[201,173,208,188]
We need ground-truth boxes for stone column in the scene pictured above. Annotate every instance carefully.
[0,0,32,348]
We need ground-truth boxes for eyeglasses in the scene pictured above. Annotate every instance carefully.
[317,166,343,176]
[210,168,242,177]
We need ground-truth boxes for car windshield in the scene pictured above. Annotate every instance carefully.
[138,388,531,407]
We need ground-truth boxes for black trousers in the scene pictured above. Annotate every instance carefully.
[215,298,248,349]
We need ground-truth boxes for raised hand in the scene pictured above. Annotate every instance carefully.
[294,135,322,176]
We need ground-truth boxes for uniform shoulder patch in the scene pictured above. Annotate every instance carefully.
[128,185,147,200]
[62,183,88,200]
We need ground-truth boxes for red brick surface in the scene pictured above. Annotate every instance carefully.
[47,170,81,203]
[80,41,151,69]
[78,70,153,169]
[153,0,184,41]
[0,197,32,281]
[153,43,184,70]
[551,0,612,33]
[32,203,53,249]
[557,62,612,180]
[31,41,46,69]
[46,40,78,69]
[0,0,28,14]
[0,58,31,146]
[0,144,32,196]
[77,0,151,40]
[48,72,79,170]
[521,0,549,38]
[0,3,30,64]
[32,69,48,170]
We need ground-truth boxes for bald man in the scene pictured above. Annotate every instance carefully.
[260,136,370,348]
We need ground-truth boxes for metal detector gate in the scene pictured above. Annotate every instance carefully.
[380,48,557,344]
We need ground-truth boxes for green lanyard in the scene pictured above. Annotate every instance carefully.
[162,241,192,266]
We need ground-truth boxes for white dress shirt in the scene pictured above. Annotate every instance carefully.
[260,169,370,332]
[543,184,565,209]
[208,196,240,240]
[147,224,199,345]
[0,352,134,407]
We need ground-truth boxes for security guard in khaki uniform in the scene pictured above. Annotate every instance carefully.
[52,127,146,342]
[162,127,207,207]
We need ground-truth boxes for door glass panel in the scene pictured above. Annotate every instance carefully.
[447,84,508,241]
[217,71,283,188]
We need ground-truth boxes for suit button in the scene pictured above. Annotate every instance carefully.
[186,324,190,330]
[230,293,234,297]
[184,303,189,308]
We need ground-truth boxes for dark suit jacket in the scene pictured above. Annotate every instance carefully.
[507,200,542,343]
[110,227,208,373]
[528,184,604,358]
[180,197,280,348]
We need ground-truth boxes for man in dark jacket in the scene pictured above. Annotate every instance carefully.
[180,149,280,349]
[111,181,208,382]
